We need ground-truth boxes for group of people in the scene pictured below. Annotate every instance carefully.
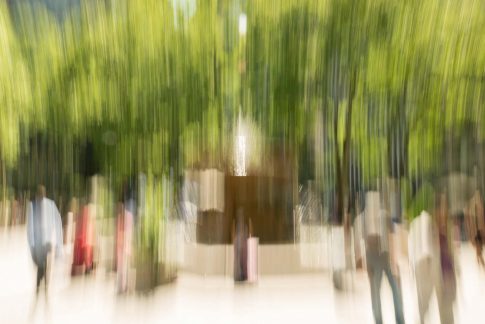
[25,183,484,323]
[26,183,137,296]
[353,188,485,324]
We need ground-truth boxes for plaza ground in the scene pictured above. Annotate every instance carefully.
[1,226,484,324]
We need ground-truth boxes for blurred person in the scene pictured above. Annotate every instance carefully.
[475,230,484,268]
[72,198,96,275]
[232,208,252,282]
[435,193,457,324]
[116,187,134,293]
[409,208,440,324]
[26,185,63,294]
[364,191,404,324]
[467,191,485,268]
[72,198,86,275]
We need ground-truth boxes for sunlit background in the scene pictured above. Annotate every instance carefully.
[1,0,485,323]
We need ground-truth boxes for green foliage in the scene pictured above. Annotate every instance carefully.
[0,0,484,223]
[406,181,435,222]
[0,3,31,166]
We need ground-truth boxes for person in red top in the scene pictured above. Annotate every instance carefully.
[72,200,95,275]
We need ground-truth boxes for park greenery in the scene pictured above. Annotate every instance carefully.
[1,0,485,227]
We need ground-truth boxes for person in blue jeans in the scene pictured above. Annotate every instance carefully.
[364,191,405,324]
[366,249,405,324]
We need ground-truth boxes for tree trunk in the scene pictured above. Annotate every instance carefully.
[332,75,355,291]
[334,101,343,224]
[334,75,356,225]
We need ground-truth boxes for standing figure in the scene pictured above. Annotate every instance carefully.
[232,208,252,282]
[468,191,485,268]
[116,201,133,293]
[26,185,63,294]
[116,181,136,293]
[409,209,440,324]
[475,230,484,267]
[436,193,457,324]
[72,200,96,275]
[364,191,404,324]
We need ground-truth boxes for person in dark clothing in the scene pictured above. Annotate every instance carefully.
[475,230,484,267]
[232,208,252,282]
[436,193,457,324]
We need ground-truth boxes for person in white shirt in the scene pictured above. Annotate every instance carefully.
[26,185,63,294]
[408,210,440,323]
[364,191,404,324]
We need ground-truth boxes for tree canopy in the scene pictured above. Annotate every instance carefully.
[0,0,484,221]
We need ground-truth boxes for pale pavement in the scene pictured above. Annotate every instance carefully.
[1,226,484,324]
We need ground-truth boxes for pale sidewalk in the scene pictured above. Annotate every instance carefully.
[1,225,484,324]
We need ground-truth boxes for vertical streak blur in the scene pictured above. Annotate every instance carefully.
[0,0,484,323]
